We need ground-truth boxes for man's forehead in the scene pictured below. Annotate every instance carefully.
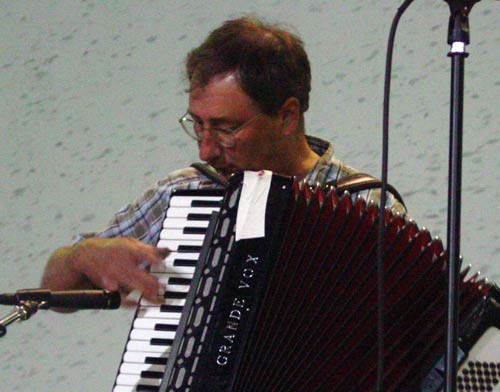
[188,72,240,95]
[187,73,259,118]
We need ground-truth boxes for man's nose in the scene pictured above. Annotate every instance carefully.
[198,132,223,162]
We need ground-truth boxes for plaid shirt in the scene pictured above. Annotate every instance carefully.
[77,136,405,245]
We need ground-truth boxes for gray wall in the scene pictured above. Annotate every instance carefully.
[1,1,498,391]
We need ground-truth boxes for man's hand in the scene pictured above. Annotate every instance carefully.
[42,237,170,307]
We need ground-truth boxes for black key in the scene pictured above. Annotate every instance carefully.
[177,245,202,253]
[141,370,165,379]
[160,305,184,313]
[163,291,187,299]
[183,226,207,235]
[167,277,192,286]
[136,385,159,392]
[191,200,221,207]
[187,213,212,221]
[150,338,174,346]
[154,323,178,332]
[173,259,197,267]
[145,356,168,365]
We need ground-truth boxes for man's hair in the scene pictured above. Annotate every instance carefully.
[185,16,311,115]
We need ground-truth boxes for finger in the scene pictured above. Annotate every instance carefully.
[132,243,170,268]
[121,289,143,307]
[121,296,139,307]
[118,269,163,304]
[140,278,163,304]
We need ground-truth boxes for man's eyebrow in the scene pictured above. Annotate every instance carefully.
[188,111,238,126]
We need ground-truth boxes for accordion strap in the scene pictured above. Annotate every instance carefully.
[331,172,406,209]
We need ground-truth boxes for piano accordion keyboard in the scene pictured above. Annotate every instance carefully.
[112,190,223,392]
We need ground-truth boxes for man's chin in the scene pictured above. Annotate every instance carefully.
[213,166,238,179]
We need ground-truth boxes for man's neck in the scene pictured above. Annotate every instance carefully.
[278,136,320,180]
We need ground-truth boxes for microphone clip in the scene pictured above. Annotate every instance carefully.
[443,0,481,45]
[0,300,40,338]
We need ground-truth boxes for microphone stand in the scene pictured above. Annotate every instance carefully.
[0,301,40,338]
[442,1,480,391]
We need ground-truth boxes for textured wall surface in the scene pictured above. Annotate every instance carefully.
[1,1,498,391]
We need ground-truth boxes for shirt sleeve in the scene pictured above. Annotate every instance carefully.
[73,167,214,245]
[74,183,170,245]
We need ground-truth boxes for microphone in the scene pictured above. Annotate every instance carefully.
[0,289,121,309]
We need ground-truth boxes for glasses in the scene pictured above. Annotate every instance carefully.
[179,111,263,148]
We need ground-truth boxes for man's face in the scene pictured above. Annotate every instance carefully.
[187,73,283,178]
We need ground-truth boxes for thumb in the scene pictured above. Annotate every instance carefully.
[157,247,171,259]
[101,277,119,291]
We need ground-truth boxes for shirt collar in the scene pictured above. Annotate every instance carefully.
[303,135,335,185]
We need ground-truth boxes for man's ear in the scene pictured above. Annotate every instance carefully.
[279,97,301,135]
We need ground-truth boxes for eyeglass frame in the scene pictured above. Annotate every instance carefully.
[179,111,264,148]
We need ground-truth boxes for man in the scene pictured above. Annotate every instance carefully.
[41,16,405,306]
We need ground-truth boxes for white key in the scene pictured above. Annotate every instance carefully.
[151,264,194,274]
[164,251,199,263]
[152,252,198,274]
[120,362,165,375]
[163,217,209,229]
[155,273,193,285]
[126,339,173,353]
[116,373,161,387]
[157,279,192,293]
[169,195,222,207]
[113,385,137,392]
[156,276,193,295]
[139,297,184,307]
[136,306,181,319]
[156,239,203,251]
[166,206,218,218]
[159,228,207,241]
[123,351,169,364]
[130,329,176,341]
[133,318,178,330]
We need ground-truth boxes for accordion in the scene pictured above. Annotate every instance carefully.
[154,171,500,392]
